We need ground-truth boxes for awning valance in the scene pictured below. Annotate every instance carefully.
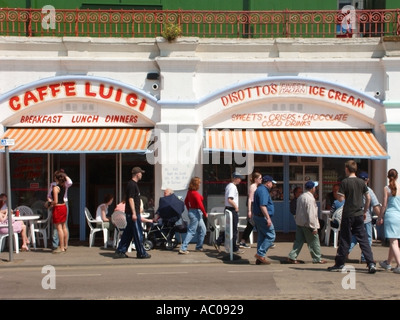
[204,129,389,159]
[0,128,152,153]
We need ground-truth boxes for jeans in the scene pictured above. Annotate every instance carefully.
[335,215,374,266]
[180,209,206,251]
[253,215,276,257]
[52,201,69,248]
[348,221,372,262]
[117,213,147,258]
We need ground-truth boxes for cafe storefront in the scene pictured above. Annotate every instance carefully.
[0,37,397,238]
[0,75,158,239]
[199,78,389,232]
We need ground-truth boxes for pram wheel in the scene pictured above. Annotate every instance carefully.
[143,239,154,251]
[165,239,177,251]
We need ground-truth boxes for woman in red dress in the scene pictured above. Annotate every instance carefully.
[51,172,68,253]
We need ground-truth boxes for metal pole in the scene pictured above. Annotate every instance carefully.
[5,141,14,261]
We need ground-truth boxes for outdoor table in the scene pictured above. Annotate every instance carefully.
[13,214,40,250]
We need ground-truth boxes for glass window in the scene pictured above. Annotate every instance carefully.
[10,153,48,208]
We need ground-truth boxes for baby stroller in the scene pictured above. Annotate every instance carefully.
[143,193,187,251]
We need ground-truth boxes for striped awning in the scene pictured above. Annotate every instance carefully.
[0,128,153,153]
[204,129,389,159]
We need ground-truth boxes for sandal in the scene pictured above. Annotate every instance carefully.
[21,246,30,252]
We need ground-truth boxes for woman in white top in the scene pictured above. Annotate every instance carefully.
[96,193,114,235]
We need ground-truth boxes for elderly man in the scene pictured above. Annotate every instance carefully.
[287,180,327,264]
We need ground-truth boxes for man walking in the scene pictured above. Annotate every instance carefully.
[327,160,376,273]
[114,167,151,259]
[287,180,327,264]
[214,172,244,254]
[253,175,276,265]
[348,171,381,263]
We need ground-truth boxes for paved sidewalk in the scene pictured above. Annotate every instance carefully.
[0,237,390,269]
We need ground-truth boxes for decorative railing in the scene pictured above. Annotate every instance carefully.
[0,8,399,38]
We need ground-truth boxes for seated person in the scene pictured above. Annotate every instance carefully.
[0,196,30,251]
[153,188,175,224]
[330,194,345,229]
[113,199,153,225]
[96,194,115,237]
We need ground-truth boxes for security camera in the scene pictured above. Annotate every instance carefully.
[152,83,159,90]
[374,91,381,98]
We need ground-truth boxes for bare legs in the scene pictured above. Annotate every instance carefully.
[55,222,68,252]
[387,238,400,267]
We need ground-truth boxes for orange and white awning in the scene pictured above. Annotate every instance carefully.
[0,128,152,153]
[204,129,389,159]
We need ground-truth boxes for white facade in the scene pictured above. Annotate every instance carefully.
[1,36,399,236]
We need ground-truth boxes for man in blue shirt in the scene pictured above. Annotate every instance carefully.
[252,175,276,265]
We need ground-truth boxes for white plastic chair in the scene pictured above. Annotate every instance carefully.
[85,207,108,248]
[208,207,226,245]
[325,207,342,248]
[0,225,19,253]
[15,205,38,249]
[15,205,34,216]
[33,209,52,248]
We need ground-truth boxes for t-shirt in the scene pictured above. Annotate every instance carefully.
[125,179,141,216]
[253,184,274,217]
[225,182,239,208]
[339,176,368,218]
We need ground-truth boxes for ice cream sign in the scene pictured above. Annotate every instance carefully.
[204,81,377,129]
[220,82,365,109]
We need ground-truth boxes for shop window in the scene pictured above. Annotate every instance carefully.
[272,155,283,162]
[10,153,48,208]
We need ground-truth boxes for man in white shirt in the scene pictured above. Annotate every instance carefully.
[214,172,244,254]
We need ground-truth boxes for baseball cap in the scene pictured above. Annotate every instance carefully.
[232,172,245,179]
[262,175,277,184]
[305,180,318,189]
[359,171,369,180]
[131,167,145,175]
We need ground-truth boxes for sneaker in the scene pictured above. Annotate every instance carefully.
[195,248,204,252]
[392,267,400,274]
[327,265,345,272]
[368,263,377,274]
[239,242,251,249]
[137,254,151,259]
[270,243,276,249]
[379,260,392,271]
[114,251,128,259]
[179,249,189,255]
[213,242,221,253]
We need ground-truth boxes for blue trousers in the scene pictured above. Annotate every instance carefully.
[253,215,276,257]
[117,213,147,258]
[180,209,206,251]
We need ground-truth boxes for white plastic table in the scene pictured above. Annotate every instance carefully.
[13,214,40,249]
